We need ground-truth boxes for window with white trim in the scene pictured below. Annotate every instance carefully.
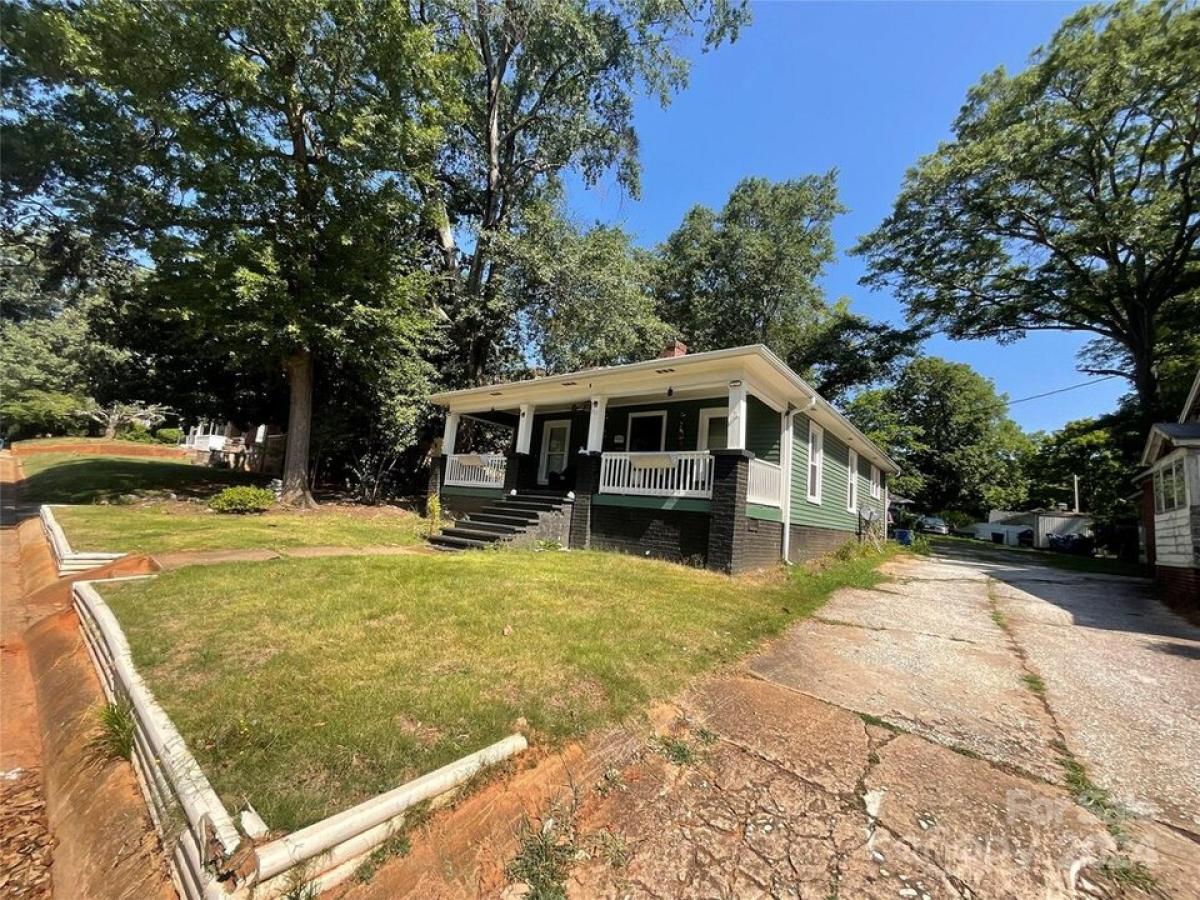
[807,423,824,503]
[870,464,881,500]
[1154,457,1188,513]
[846,449,858,513]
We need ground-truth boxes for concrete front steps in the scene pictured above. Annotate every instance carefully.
[429,491,570,552]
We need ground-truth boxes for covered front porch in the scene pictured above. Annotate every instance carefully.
[438,380,787,511]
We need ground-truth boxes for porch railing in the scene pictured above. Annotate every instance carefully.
[747,458,783,507]
[599,451,715,499]
[445,453,507,489]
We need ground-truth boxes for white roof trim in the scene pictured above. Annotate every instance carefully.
[1181,369,1200,424]
[428,344,900,474]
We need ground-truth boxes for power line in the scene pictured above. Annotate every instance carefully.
[1002,374,1121,408]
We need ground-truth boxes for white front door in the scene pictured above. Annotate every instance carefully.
[538,419,572,485]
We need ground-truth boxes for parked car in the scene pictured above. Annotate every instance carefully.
[915,515,950,535]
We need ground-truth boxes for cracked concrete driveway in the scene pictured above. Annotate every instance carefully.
[566,547,1200,899]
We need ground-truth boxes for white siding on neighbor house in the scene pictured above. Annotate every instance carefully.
[1152,448,1200,568]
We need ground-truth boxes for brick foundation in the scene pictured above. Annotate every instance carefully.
[1155,564,1200,621]
[787,524,857,563]
[741,518,784,572]
[589,505,711,565]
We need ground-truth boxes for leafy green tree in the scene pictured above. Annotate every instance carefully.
[0,235,128,438]
[5,0,453,504]
[855,0,1200,420]
[655,175,916,400]
[417,0,750,385]
[1025,419,1134,522]
[501,205,672,372]
[844,357,1032,516]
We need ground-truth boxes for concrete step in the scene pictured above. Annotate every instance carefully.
[458,520,520,535]
[441,526,509,543]
[476,509,539,525]
[499,500,561,513]
[428,534,490,551]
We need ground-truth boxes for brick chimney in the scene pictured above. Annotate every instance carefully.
[658,339,688,359]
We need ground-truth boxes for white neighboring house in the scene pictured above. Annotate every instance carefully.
[1136,369,1200,611]
[968,508,1093,548]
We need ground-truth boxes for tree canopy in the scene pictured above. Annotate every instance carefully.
[654,175,916,401]
[845,357,1032,516]
[5,0,456,501]
[855,0,1200,420]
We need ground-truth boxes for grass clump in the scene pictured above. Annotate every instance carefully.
[657,735,697,766]
[507,814,578,900]
[92,699,136,761]
[209,485,275,514]
[352,831,412,884]
[1098,855,1157,892]
[1020,673,1046,697]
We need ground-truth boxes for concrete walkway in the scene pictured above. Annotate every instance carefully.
[566,547,1200,899]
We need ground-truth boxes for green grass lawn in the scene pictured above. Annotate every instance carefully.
[23,452,427,553]
[21,453,260,504]
[54,503,428,554]
[101,546,896,831]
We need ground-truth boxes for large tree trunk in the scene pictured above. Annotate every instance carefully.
[281,349,316,507]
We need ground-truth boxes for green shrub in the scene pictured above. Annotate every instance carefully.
[116,423,156,443]
[154,427,183,444]
[208,486,275,514]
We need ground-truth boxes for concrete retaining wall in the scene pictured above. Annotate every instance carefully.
[41,505,124,576]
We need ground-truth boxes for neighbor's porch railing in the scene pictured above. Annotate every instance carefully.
[747,458,783,507]
[599,451,715,499]
[445,453,507,489]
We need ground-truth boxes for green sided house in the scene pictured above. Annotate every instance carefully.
[426,343,899,574]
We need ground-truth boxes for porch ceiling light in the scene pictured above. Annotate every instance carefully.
[728,379,743,387]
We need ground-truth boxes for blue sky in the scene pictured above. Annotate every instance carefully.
[564,0,1129,434]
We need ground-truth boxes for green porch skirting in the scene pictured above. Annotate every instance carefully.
[440,485,504,499]
[746,503,783,522]
[591,494,712,513]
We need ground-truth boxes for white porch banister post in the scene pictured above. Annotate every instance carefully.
[586,396,607,453]
[727,381,747,450]
[442,411,460,456]
[516,404,535,454]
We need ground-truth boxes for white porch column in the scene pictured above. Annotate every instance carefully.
[442,411,460,456]
[727,381,747,450]
[586,396,607,453]
[516,403,535,454]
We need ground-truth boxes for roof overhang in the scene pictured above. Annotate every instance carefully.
[1181,369,1200,423]
[429,344,900,475]
[1139,424,1200,468]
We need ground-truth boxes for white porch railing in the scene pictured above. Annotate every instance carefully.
[184,432,226,451]
[445,453,507,489]
[599,451,715,499]
[748,458,783,507]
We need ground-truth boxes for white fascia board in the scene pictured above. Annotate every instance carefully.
[430,343,900,475]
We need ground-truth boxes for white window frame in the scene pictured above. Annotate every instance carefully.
[626,410,667,452]
[806,422,824,504]
[697,406,729,451]
[846,449,859,513]
[870,464,881,500]
[1153,453,1189,514]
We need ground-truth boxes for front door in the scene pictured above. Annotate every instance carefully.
[538,419,572,486]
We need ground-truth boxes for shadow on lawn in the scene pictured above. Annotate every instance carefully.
[22,456,264,505]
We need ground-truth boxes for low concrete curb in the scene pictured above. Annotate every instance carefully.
[40,505,124,577]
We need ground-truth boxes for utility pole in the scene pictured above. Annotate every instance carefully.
[1073,474,1080,513]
